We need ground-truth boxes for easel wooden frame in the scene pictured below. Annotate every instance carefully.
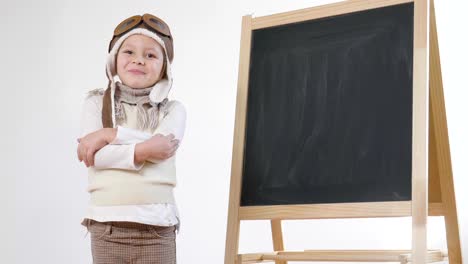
[224,0,462,263]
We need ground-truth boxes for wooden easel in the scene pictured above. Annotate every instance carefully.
[224,0,462,263]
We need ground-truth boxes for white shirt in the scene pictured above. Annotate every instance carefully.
[80,93,186,230]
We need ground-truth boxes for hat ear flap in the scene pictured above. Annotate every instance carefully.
[112,53,117,76]
[159,54,168,80]
[102,83,114,128]
[149,79,171,103]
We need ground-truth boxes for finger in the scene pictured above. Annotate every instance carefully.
[166,142,178,153]
[168,145,179,157]
[171,139,179,147]
[87,149,95,167]
[90,153,96,167]
[83,148,89,167]
[77,145,82,161]
[166,149,176,158]
[81,145,89,167]
[79,144,87,162]
[170,142,180,153]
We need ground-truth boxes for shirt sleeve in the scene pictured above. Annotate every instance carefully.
[109,100,187,164]
[149,100,187,163]
[109,100,187,143]
[79,94,144,171]
[152,100,187,141]
[110,126,152,145]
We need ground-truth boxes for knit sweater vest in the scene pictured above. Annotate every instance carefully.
[88,102,176,206]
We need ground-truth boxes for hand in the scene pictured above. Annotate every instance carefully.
[135,134,180,164]
[77,128,116,167]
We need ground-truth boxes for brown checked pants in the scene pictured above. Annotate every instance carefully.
[84,220,176,264]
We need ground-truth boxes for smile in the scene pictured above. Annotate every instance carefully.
[128,69,145,75]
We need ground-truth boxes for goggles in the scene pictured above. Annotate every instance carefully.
[108,13,172,53]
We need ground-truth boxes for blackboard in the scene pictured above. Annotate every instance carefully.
[241,3,414,206]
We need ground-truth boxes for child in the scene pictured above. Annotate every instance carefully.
[77,13,186,264]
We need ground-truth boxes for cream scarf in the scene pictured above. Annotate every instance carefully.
[114,82,168,130]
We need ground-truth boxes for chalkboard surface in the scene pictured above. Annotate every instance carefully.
[241,3,414,206]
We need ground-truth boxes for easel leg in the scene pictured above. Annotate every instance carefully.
[225,216,241,264]
[225,14,253,264]
[429,0,463,262]
[412,0,430,263]
[271,220,286,264]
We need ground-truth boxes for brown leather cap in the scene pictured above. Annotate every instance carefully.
[108,14,174,62]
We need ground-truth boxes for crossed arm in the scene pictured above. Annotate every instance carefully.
[76,95,186,170]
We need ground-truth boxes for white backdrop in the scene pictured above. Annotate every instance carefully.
[1,0,466,263]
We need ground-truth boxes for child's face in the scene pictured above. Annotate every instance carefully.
[116,34,165,89]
